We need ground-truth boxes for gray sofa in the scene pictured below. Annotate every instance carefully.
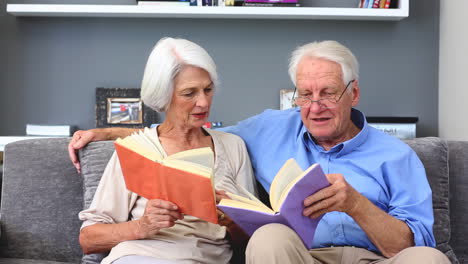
[0,137,466,263]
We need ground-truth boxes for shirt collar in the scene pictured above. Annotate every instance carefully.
[300,108,369,155]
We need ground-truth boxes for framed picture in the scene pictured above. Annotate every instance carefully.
[280,89,297,110]
[96,88,159,128]
[107,98,143,124]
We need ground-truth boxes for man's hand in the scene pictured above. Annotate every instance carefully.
[302,173,363,218]
[136,199,184,239]
[68,128,140,173]
[68,130,105,173]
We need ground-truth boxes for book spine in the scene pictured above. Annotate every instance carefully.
[243,2,299,6]
[372,0,380,8]
[358,0,364,8]
[244,0,297,3]
[385,0,391,8]
[379,0,386,8]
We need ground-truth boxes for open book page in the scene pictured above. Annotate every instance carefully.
[142,127,165,158]
[134,129,162,155]
[226,192,269,209]
[269,159,304,212]
[218,197,275,214]
[165,147,214,169]
[128,131,162,157]
[163,159,212,178]
[115,137,162,161]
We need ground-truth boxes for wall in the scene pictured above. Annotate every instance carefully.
[439,0,468,140]
[0,0,440,136]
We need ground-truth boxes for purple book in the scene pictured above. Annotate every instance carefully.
[218,160,330,249]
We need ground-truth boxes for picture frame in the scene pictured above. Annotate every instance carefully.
[280,89,297,110]
[95,88,159,128]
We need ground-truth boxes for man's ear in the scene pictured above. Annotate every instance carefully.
[351,80,360,107]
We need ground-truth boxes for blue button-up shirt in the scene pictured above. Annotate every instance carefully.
[221,108,435,252]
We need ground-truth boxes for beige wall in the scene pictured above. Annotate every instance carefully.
[439,1,468,140]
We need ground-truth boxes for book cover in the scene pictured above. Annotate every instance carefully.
[114,128,218,224]
[218,159,330,248]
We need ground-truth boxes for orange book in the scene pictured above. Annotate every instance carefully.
[114,128,218,224]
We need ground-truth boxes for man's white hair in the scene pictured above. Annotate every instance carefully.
[141,37,218,112]
[288,40,359,90]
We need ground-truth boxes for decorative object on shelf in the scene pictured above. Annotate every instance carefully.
[366,116,418,139]
[26,124,74,137]
[95,88,159,128]
[358,0,398,9]
[6,1,409,20]
[280,89,296,110]
[106,97,143,125]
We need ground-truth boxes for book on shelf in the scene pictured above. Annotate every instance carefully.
[366,116,417,139]
[372,0,380,8]
[137,0,190,5]
[244,0,297,3]
[114,127,218,224]
[379,0,386,8]
[218,159,330,248]
[243,2,299,7]
[359,0,396,8]
[26,124,74,137]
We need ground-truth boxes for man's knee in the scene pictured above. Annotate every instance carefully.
[394,246,450,263]
[246,224,312,264]
[247,224,298,253]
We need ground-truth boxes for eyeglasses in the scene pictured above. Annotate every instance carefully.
[292,79,355,109]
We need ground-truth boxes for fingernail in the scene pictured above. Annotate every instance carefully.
[173,205,178,210]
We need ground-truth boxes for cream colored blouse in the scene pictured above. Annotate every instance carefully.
[78,128,257,264]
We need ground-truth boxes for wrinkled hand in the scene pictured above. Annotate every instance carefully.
[137,199,184,239]
[303,173,363,219]
[215,189,230,204]
[68,130,101,173]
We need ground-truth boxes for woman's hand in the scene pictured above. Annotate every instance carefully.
[136,199,184,239]
[215,189,230,204]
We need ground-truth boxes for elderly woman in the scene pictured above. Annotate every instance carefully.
[78,38,257,264]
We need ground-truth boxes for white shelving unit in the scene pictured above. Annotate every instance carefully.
[6,1,409,20]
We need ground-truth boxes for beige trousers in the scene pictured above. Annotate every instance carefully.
[246,224,450,264]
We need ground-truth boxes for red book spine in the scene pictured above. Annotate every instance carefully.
[385,0,391,8]
[372,0,380,8]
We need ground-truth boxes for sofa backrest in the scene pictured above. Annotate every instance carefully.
[1,137,466,263]
[403,137,457,263]
[0,138,83,262]
[448,141,468,264]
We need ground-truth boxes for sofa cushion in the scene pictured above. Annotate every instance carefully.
[78,141,116,264]
[447,141,468,263]
[404,137,458,263]
[0,138,82,262]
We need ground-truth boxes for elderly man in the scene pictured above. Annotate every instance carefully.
[69,40,449,263]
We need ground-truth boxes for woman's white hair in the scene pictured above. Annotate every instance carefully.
[141,37,218,112]
[288,40,359,90]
